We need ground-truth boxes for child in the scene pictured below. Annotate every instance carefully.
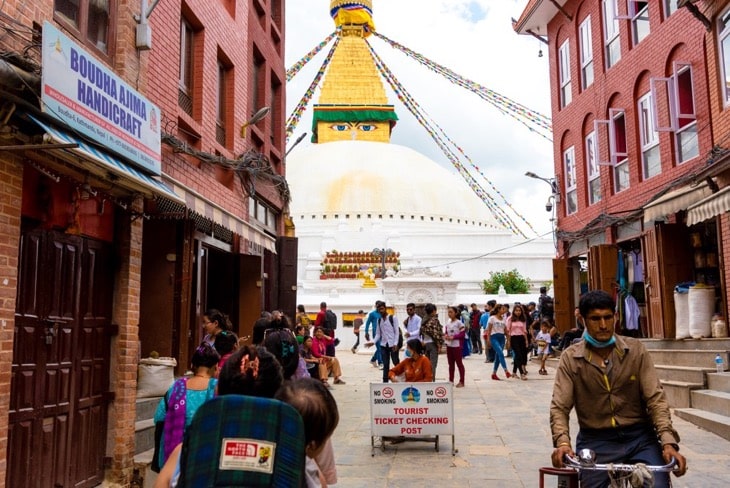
[213,330,239,373]
[275,378,340,488]
[536,320,552,375]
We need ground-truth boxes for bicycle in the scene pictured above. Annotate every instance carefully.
[562,448,677,488]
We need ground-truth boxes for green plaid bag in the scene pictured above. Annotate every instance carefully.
[178,395,305,487]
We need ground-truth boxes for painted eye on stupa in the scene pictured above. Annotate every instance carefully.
[330,124,350,131]
[358,124,377,132]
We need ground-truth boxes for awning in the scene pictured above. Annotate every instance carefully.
[686,185,730,226]
[642,183,711,223]
[163,177,277,254]
[30,116,183,203]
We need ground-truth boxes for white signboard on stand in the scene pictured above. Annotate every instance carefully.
[370,382,455,454]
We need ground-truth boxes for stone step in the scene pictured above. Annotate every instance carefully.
[133,448,158,488]
[642,338,730,350]
[660,380,703,408]
[647,349,729,369]
[135,418,156,455]
[136,396,162,423]
[708,372,730,393]
[674,408,730,442]
[655,365,711,384]
[690,389,730,417]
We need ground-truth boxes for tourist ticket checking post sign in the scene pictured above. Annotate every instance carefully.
[370,382,456,455]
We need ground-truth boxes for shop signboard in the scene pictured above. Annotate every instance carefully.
[41,21,161,175]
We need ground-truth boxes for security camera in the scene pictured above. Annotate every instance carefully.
[545,200,553,212]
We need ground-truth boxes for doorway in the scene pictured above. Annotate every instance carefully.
[9,227,113,488]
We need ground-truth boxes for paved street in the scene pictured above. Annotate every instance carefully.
[328,346,730,487]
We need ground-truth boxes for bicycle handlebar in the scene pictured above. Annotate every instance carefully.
[564,454,677,473]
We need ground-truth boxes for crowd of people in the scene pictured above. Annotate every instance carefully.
[152,305,345,487]
[149,287,688,487]
[344,287,570,384]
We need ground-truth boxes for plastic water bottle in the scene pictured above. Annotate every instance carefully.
[716,354,725,373]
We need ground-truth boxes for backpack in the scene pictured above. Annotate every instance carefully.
[325,309,338,329]
[389,315,403,349]
[539,295,555,319]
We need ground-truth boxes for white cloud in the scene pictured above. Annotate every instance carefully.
[285,0,556,236]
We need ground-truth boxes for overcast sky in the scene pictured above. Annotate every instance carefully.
[284,0,555,237]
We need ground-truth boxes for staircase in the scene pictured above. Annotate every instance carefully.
[134,396,162,488]
[645,338,730,441]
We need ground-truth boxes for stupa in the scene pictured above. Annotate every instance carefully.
[287,1,554,325]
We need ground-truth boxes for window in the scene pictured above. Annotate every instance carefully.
[559,40,572,108]
[54,0,112,53]
[216,61,229,147]
[579,17,594,90]
[674,65,698,163]
[564,147,577,215]
[638,92,661,179]
[610,110,629,192]
[585,131,601,205]
[179,18,194,115]
[252,50,265,112]
[664,0,678,17]
[603,0,621,68]
[630,1,650,46]
[249,196,278,230]
[652,64,700,164]
[719,19,730,112]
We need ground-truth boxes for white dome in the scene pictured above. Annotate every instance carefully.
[287,140,504,230]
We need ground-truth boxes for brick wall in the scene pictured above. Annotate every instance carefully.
[545,1,711,246]
[147,0,287,233]
[106,198,144,485]
[0,156,22,488]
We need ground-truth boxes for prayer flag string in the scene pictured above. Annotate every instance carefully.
[286,31,338,82]
[372,31,553,142]
[286,36,341,142]
[366,40,532,238]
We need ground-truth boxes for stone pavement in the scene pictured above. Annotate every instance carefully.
[327,346,730,487]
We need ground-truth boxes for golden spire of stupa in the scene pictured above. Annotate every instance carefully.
[313,1,397,144]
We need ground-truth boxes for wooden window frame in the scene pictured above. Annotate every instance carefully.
[719,9,730,107]
[638,92,661,179]
[629,1,650,46]
[579,16,594,90]
[564,146,577,215]
[603,0,622,69]
[585,131,601,205]
[559,40,572,108]
[53,0,115,59]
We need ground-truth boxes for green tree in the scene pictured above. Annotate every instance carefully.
[480,269,530,294]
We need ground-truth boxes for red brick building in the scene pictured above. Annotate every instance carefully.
[515,0,730,339]
[0,0,289,486]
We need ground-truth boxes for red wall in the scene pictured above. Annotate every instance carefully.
[146,0,286,227]
[546,1,711,244]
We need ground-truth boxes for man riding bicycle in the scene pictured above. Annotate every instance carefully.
[549,290,687,487]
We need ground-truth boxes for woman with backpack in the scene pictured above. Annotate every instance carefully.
[152,343,219,472]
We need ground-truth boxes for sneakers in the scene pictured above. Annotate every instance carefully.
[378,364,384,370]
[370,360,378,368]
[491,373,500,381]
[505,371,512,379]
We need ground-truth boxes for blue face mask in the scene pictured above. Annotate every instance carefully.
[582,330,616,349]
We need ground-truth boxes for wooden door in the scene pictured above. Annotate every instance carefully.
[588,244,618,293]
[9,229,111,488]
[644,224,694,338]
[277,236,298,318]
[643,227,664,338]
[552,258,573,333]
